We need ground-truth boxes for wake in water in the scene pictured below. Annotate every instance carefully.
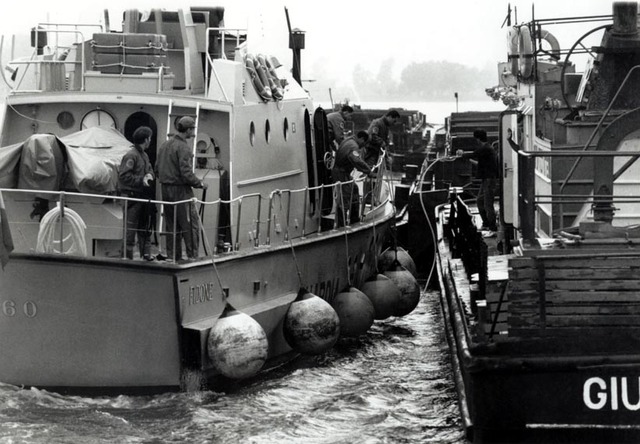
[0,290,465,444]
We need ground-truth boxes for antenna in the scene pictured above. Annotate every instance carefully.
[501,3,512,28]
[284,7,305,85]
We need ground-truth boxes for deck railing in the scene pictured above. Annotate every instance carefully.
[0,171,390,262]
[517,149,640,239]
[0,24,103,93]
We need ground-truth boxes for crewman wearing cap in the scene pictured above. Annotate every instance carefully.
[156,115,208,261]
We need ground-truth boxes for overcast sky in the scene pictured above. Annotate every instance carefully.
[0,0,618,89]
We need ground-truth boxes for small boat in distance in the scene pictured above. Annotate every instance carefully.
[420,1,640,441]
[0,6,406,394]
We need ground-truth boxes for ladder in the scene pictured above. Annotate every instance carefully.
[157,99,202,258]
[165,99,202,172]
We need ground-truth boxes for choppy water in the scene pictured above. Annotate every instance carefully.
[0,290,464,444]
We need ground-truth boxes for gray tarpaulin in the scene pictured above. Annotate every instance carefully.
[0,127,133,194]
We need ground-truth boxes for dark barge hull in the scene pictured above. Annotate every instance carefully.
[435,213,640,443]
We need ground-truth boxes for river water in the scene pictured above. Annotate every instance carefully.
[0,289,465,444]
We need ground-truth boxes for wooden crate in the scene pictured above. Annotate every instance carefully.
[507,254,640,337]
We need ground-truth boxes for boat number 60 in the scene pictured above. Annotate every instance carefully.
[2,300,37,318]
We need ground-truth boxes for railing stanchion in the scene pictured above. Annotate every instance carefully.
[301,187,308,238]
[235,197,243,251]
[254,195,262,247]
[122,197,128,258]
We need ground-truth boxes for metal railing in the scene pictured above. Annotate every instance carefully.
[0,170,390,262]
[0,22,182,94]
[517,149,640,240]
[204,27,247,98]
[0,24,103,93]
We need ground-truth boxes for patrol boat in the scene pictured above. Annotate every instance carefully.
[0,7,399,394]
[421,2,640,441]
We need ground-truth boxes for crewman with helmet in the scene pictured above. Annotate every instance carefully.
[156,116,208,261]
[331,130,375,227]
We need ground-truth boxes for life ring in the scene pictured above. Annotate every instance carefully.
[507,27,519,76]
[196,132,214,168]
[252,56,273,101]
[323,151,335,170]
[537,29,560,60]
[266,57,288,90]
[245,54,272,101]
[260,55,284,101]
[518,25,534,79]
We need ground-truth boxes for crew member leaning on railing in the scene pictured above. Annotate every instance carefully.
[331,131,376,227]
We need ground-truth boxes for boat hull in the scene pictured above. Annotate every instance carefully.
[436,218,640,442]
[0,218,391,394]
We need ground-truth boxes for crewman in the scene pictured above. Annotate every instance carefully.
[326,105,354,148]
[456,129,499,238]
[332,131,375,226]
[118,126,155,261]
[156,116,208,261]
[364,109,400,167]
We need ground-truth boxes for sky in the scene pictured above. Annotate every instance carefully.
[0,0,618,101]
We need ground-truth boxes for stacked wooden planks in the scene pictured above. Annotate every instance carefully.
[507,252,640,338]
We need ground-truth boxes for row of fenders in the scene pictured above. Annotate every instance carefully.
[207,247,420,379]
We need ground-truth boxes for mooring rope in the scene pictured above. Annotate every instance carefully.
[196,198,227,300]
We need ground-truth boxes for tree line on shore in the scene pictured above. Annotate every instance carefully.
[309,59,497,104]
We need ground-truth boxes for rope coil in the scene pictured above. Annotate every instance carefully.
[36,202,87,256]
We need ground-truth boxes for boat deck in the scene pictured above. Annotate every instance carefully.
[439,198,640,358]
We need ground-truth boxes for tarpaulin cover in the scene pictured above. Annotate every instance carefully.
[0,127,133,194]
[0,141,23,188]
[61,127,132,194]
[17,134,65,191]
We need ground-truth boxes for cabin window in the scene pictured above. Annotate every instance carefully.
[57,111,75,130]
[249,121,256,146]
[81,109,117,130]
[283,118,289,141]
[265,119,271,144]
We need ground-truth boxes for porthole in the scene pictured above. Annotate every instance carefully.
[56,111,75,130]
[265,119,271,144]
[81,109,116,130]
[249,121,256,146]
[283,117,289,141]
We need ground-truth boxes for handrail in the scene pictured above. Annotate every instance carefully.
[0,161,390,259]
[0,36,12,90]
[203,27,246,99]
[518,149,640,157]
[157,65,164,92]
[516,147,640,235]
[558,64,640,194]
[4,29,89,92]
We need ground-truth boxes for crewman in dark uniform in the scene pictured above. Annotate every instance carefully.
[332,131,374,226]
[326,105,354,148]
[457,129,499,237]
[156,116,208,261]
[118,126,155,260]
[364,109,400,167]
